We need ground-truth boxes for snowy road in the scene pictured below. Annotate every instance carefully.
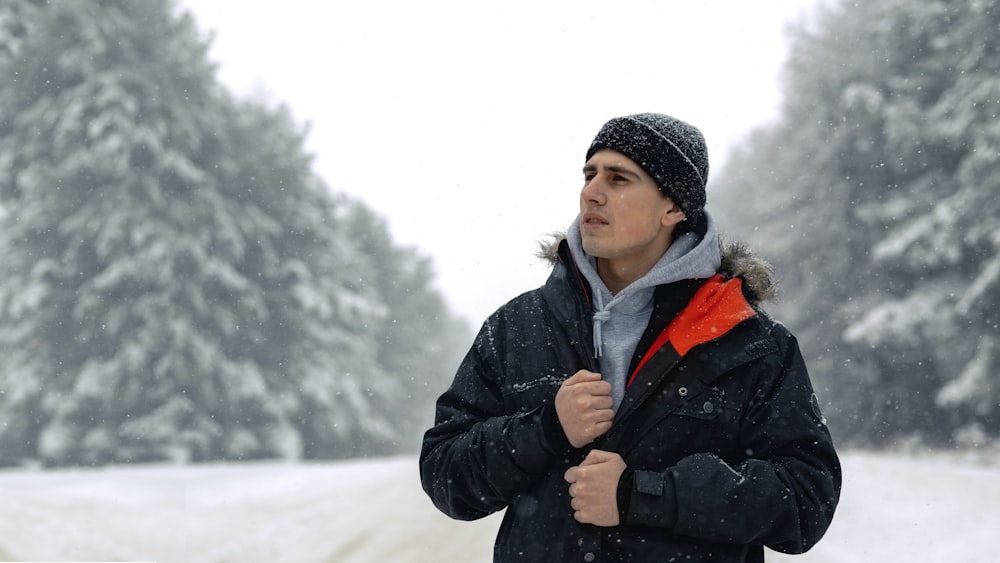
[0,451,997,562]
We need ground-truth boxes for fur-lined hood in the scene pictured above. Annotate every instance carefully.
[535,234,777,305]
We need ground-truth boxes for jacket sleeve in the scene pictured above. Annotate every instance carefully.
[618,328,841,553]
[419,316,576,521]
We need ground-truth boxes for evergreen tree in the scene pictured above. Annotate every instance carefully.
[0,0,467,465]
[713,0,1000,446]
[339,200,470,455]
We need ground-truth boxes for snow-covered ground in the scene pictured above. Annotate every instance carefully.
[0,450,997,562]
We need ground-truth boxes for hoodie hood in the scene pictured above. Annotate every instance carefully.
[536,225,777,306]
[565,211,723,315]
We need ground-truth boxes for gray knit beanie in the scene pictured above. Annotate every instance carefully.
[586,113,709,225]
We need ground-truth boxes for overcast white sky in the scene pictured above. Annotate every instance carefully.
[180,0,820,326]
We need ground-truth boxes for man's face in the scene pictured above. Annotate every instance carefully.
[579,150,685,273]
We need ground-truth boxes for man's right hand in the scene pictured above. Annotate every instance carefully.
[555,370,614,448]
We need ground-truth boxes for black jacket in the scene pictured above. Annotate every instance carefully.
[420,240,841,562]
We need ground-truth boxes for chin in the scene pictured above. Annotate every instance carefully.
[581,241,609,259]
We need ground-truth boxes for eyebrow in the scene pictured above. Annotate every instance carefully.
[582,163,642,180]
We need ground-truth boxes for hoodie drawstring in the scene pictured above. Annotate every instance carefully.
[592,309,610,358]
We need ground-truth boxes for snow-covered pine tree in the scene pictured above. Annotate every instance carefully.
[837,0,1000,445]
[713,0,1000,446]
[0,0,450,466]
[338,200,470,455]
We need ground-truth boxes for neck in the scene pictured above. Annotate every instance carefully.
[597,251,665,295]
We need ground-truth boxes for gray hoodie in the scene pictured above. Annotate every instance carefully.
[566,211,722,410]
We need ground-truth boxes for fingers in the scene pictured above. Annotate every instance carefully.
[568,370,613,388]
[561,374,613,405]
[576,382,613,399]
[565,451,622,479]
[564,369,602,384]
[590,392,615,410]
[567,394,614,417]
[580,448,617,466]
[562,371,611,397]
[588,419,613,438]
[556,370,616,448]
[563,450,626,527]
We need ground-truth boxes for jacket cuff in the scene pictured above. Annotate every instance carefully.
[621,469,678,529]
[539,402,576,455]
[617,469,635,524]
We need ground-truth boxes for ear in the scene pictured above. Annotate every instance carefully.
[661,202,686,227]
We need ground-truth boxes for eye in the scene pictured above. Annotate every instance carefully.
[612,174,628,183]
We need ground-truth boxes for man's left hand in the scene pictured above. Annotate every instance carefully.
[564,449,627,527]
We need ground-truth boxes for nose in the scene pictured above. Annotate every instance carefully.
[581,176,607,206]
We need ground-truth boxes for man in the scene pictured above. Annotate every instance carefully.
[420,113,841,562]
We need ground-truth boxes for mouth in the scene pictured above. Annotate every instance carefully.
[581,212,609,228]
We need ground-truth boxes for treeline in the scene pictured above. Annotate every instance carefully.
[0,0,469,466]
[712,0,1000,448]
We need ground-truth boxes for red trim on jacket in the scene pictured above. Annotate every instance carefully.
[627,275,757,388]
